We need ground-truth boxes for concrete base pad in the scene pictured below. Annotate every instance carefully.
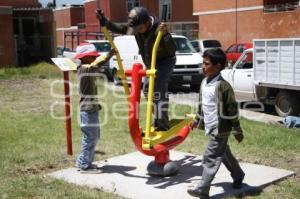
[49,151,294,199]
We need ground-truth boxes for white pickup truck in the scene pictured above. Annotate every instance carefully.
[62,40,112,78]
[221,38,300,117]
[109,34,203,89]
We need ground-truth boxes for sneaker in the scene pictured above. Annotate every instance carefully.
[153,120,169,131]
[75,163,99,170]
[79,164,101,174]
[187,185,209,199]
[75,162,81,168]
[155,126,169,131]
[232,178,244,189]
[88,163,99,169]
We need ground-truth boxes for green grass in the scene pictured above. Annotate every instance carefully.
[0,62,62,80]
[0,64,299,198]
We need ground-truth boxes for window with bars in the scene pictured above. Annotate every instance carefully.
[127,0,140,13]
[263,0,299,12]
[159,0,171,21]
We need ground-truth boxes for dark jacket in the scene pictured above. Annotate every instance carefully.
[77,54,112,112]
[105,16,176,67]
[196,75,242,137]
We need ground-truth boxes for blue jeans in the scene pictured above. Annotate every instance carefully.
[283,116,300,128]
[76,110,100,169]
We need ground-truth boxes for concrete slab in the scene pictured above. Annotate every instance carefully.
[239,109,282,124]
[49,151,294,199]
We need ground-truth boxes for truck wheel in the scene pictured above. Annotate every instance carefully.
[275,91,300,117]
[190,84,200,92]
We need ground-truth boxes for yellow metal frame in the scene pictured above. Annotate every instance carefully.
[142,31,194,150]
[99,26,194,150]
[101,27,131,99]
[144,31,163,138]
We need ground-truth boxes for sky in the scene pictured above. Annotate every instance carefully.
[40,0,84,7]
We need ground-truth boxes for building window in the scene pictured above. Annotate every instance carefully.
[263,0,299,12]
[159,0,171,21]
[127,0,140,12]
[170,23,199,40]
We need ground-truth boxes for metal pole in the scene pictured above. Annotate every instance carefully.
[145,31,163,139]
[235,0,238,43]
[63,31,66,48]
[63,71,73,155]
[71,32,74,51]
[77,31,80,46]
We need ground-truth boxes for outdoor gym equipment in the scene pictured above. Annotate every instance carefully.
[53,19,195,177]
[101,26,194,176]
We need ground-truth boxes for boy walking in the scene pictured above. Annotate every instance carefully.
[188,48,245,198]
[75,43,115,171]
[96,7,177,131]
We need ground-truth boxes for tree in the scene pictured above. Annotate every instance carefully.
[46,1,57,9]
[37,2,43,8]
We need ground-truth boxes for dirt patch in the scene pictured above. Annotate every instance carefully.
[285,155,300,183]
[0,79,40,90]
[14,163,56,175]
[0,79,68,114]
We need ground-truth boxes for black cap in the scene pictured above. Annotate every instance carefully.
[128,7,150,27]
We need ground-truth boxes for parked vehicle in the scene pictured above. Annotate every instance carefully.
[85,40,111,53]
[109,35,204,89]
[190,39,222,54]
[57,46,71,57]
[221,38,300,117]
[63,40,111,59]
[226,42,253,65]
[62,40,112,78]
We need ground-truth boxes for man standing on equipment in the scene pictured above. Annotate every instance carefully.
[96,7,176,131]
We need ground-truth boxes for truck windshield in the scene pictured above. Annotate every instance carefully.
[174,37,196,53]
[236,52,253,69]
[203,40,222,48]
[92,42,111,52]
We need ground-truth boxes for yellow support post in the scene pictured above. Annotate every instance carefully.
[101,27,130,100]
[144,31,163,142]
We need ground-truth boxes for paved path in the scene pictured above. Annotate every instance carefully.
[49,151,294,199]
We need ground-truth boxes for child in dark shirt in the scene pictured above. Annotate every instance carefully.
[75,43,115,171]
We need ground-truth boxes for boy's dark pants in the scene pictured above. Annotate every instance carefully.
[196,128,245,196]
[143,56,176,130]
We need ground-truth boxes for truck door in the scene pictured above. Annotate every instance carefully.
[233,51,255,101]
[113,36,139,70]
[221,66,234,87]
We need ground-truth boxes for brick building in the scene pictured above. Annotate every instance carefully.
[54,5,85,50]
[0,7,16,66]
[193,0,300,49]
[54,0,198,49]
[0,0,39,8]
[0,0,55,67]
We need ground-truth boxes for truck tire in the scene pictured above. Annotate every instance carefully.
[275,91,300,117]
[190,84,200,92]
